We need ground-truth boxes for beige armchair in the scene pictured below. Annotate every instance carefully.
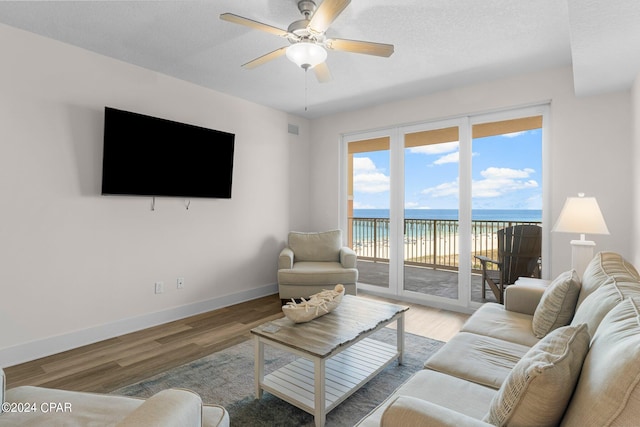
[277,230,358,300]
[0,368,229,427]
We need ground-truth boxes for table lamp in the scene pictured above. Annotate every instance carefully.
[552,193,609,278]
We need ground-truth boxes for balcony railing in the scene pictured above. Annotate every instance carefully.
[349,217,542,273]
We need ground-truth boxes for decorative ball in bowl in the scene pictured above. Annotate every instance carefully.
[282,284,345,323]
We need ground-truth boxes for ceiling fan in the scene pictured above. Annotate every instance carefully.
[220,0,394,83]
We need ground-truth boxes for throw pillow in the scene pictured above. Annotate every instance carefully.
[483,323,590,427]
[532,270,581,338]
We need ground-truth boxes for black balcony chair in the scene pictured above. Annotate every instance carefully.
[474,224,542,304]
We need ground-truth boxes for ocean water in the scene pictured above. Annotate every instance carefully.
[353,209,542,222]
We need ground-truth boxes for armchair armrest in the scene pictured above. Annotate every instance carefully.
[381,396,492,427]
[474,255,500,267]
[504,280,548,315]
[340,246,357,269]
[116,389,202,427]
[278,248,294,270]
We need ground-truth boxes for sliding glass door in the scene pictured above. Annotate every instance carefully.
[342,105,548,309]
[346,132,391,291]
[401,121,469,303]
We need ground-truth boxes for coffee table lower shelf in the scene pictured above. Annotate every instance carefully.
[260,337,398,418]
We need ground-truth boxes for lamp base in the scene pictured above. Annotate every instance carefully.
[570,239,595,280]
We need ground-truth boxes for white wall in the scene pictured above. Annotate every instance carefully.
[0,24,309,365]
[286,117,312,232]
[309,67,632,282]
[632,73,640,267]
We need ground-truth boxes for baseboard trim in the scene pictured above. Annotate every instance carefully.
[1,283,278,367]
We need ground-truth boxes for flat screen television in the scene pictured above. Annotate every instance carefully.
[101,107,235,199]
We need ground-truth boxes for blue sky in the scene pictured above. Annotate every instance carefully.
[353,129,542,210]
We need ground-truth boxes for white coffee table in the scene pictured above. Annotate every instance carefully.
[251,295,408,427]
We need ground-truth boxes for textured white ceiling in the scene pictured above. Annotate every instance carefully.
[0,1,637,118]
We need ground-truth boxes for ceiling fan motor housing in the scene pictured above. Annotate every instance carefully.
[297,0,317,18]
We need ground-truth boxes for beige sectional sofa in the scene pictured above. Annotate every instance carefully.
[0,374,229,427]
[357,251,640,426]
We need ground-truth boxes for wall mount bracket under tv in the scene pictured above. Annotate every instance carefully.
[101,107,235,200]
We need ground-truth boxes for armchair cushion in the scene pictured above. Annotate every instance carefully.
[532,270,581,338]
[116,389,202,427]
[483,324,590,427]
[278,262,357,285]
[288,230,341,262]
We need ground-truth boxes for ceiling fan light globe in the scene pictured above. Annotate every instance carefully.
[286,42,327,69]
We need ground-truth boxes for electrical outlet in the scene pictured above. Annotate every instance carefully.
[155,281,164,294]
[177,277,185,289]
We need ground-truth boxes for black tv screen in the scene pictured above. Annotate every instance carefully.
[101,107,235,198]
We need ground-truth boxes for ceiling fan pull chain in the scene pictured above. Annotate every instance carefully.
[305,67,309,111]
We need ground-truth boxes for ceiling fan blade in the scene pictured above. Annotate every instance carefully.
[308,0,351,34]
[242,46,288,69]
[326,38,394,57]
[220,13,289,37]
[313,62,332,83]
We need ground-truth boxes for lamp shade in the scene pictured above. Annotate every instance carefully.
[552,195,609,236]
[286,42,327,69]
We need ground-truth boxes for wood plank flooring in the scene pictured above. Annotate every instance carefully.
[4,293,469,394]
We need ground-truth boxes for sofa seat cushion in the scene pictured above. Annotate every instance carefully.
[381,396,493,427]
[278,262,358,285]
[424,332,531,389]
[288,230,342,262]
[561,297,640,427]
[484,324,590,427]
[355,370,497,427]
[461,303,540,347]
[578,251,640,307]
[532,270,581,338]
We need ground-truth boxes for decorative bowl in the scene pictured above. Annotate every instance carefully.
[282,284,345,323]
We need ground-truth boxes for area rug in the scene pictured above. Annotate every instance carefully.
[112,327,443,426]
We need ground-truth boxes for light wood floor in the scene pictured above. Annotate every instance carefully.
[4,293,469,394]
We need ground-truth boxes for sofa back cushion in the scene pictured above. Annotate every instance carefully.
[561,297,640,427]
[532,270,581,338]
[483,324,590,427]
[578,252,640,307]
[289,230,342,262]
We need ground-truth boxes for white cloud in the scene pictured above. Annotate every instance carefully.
[405,202,431,209]
[502,131,527,138]
[353,156,389,193]
[474,167,537,198]
[481,167,535,179]
[433,151,459,165]
[421,180,459,198]
[353,157,377,172]
[420,167,538,199]
[408,141,459,155]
